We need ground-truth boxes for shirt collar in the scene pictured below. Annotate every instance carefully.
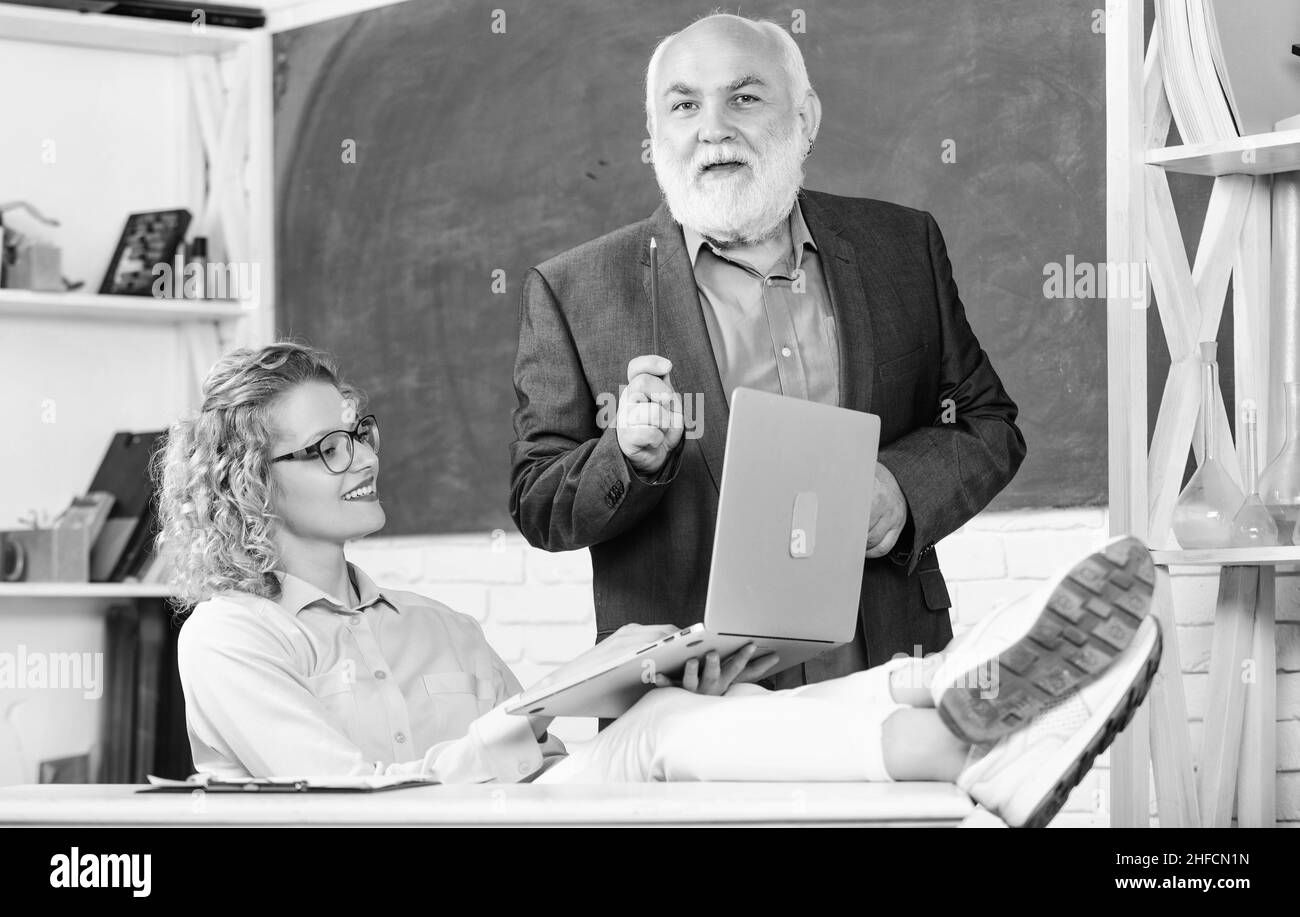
[275,562,391,616]
[681,197,818,269]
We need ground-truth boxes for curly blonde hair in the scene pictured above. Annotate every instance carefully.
[154,341,364,606]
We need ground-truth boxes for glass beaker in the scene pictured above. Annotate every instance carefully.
[1259,382,1300,546]
[1230,400,1278,546]
[1172,342,1244,548]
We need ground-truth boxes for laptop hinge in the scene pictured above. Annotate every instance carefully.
[716,633,838,645]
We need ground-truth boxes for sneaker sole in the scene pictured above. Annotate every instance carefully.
[937,536,1155,744]
[1017,619,1163,828]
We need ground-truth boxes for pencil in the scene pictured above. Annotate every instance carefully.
[649,236,660,356]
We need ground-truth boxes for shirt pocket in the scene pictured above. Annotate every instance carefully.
[306,666,358,736]
[422,671,497,734]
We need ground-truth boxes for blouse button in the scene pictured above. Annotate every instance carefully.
[374,670,387,680]
[394,732,407,744]
[348,616,360,626]
[781,346,793,358]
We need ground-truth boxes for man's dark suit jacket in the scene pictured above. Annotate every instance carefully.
[509,189,1026,670]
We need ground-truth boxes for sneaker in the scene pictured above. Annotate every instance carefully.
[931,535,1155,744]
[956,615,1163,828]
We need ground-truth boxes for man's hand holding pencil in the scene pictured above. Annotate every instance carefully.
[616,234,682,477]
[616,355,683,476]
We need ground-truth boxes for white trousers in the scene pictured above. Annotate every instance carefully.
[534,659,909,783]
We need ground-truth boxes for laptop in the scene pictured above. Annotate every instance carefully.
[506,387,881,719]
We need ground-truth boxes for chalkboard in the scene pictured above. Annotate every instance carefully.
[273,0,1217,535]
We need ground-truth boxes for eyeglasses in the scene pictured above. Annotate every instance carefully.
[271,414,380,474]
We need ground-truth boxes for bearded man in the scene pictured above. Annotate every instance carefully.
[509,12,1026,690]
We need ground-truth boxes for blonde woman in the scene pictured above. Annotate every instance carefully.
[159,342,1160,828]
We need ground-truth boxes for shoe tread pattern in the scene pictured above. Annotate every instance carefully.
[938,537,1155,744]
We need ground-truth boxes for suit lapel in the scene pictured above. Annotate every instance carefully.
[641,204,729,491]
[799,193,875,414]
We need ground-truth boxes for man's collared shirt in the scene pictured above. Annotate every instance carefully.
[682,200,841,407]
[178,562,565,782]
[684,204,867,680]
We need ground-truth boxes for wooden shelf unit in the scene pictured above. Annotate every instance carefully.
[1151,546,1300,567]
[0,289,249,324]
[0,1,276,355]
[1106,1,1294,829]
[1147,129,1300,177]
[0,10,270,608]
[0,3,251,55]
[0,583,173,600]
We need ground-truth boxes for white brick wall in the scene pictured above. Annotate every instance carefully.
[346,507,1299,826]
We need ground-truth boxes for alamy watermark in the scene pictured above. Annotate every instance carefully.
[0,645,103,700]
[49,848,150,897]
[1042,256,1147,302]
[594,386,705,440]
[892,644,1000,700]
[151,259,261,301]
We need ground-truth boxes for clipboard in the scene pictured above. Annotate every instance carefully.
[138,774,437,793]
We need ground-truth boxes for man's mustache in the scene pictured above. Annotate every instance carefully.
[684,147,755,173]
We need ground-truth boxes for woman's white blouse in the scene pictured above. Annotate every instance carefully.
[178,563,566,781]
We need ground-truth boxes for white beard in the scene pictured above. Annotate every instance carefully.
[652,117,806,245]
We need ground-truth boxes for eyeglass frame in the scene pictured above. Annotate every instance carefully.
[270,414,380,474]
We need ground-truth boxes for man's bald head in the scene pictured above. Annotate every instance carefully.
[645,13,813,135]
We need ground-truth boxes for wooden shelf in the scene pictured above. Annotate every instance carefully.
[1146,129,1300,176]
[1151,546,1300,567]
[0,4,253,56]
[0,583,172,599]
[0,290,248,324]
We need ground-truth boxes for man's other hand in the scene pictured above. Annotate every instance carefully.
[865,463,909,558]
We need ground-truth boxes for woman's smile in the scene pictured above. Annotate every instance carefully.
[341,476,379,502]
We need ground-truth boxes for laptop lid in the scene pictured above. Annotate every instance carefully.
[703,388,880,644]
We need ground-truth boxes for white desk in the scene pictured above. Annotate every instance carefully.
[0,783,975,827]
